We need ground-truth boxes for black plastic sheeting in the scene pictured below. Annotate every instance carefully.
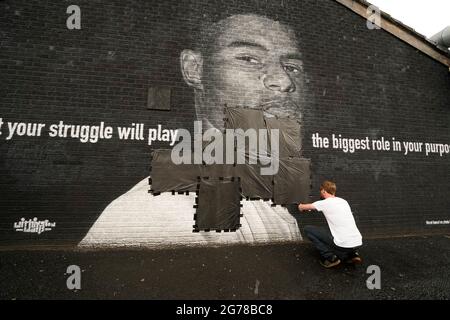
[265,117,301,158]
[194,178,241,231]
[235,163,273,199]
[224,107,266,131]
[151,108,312,208]
[225,107,267,162]
[150,149,200,193]
[273,157,311,205]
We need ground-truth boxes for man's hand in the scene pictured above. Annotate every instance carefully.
[298,203,315,212]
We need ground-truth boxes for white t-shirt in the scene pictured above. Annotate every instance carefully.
[312,197,362,248]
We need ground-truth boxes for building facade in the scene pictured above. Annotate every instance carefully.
[1,0,449,248]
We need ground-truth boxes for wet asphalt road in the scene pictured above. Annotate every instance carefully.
[0,235,449,300]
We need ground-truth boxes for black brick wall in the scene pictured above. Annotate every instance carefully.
[0,0,449,247]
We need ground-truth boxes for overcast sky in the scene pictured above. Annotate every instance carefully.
[367,0,449,38]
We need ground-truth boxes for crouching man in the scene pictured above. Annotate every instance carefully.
[298,181,363,268]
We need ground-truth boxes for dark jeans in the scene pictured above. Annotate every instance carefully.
[303,225,359,261]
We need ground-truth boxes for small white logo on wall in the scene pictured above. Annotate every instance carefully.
[426,220,450,225]
[13,218,56,234]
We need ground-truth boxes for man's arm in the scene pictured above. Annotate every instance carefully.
[298,203,316,212]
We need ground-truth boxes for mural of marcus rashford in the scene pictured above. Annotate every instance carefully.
[80,13,308,247]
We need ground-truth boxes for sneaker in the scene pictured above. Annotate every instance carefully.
[320,255,341,268]
[345,251,363,265]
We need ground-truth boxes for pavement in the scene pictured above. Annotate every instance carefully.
[0,235,449,300]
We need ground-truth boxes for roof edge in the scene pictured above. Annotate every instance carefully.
[334,0,450,68]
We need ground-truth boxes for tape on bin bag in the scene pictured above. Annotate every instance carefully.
[195,178,241,230]
[201,163,236,178]
[150,149,201,192]
[273,157,311,205]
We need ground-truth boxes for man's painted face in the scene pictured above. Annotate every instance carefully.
[199,14,306,129]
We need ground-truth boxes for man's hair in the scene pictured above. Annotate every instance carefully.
[188,1,299,55]
[320,181,336,195]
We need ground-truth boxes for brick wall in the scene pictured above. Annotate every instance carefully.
[0,0,449,247]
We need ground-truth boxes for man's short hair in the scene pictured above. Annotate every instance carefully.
[320,181,336,195]
[189,2,298,55]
